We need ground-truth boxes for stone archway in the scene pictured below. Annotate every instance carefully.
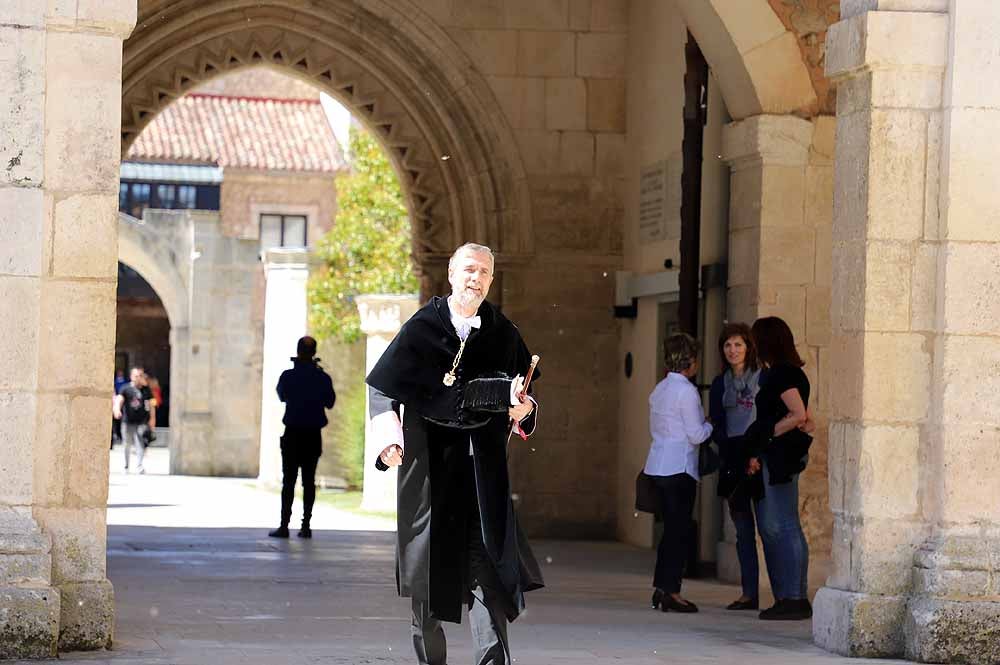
[117,210,265,478]
[674,0,819,118]
[123,0,536,292]
[117,213,189,453]
[615,0,836,599]
[117,213,190,330]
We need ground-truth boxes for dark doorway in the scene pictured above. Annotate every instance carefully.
[677,32,710,336]
[116,263,171,427]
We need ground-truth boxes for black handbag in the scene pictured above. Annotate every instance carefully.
[635,470,659,514]
[698,439,720,476]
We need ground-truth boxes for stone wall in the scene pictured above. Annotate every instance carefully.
[814,3,1000,662]
[120,210,264,478]
[220,170,337,249]
[173,212,264,477]
[0,1,136,656]
[413,0,630,537]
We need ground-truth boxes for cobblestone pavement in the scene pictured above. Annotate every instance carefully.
[22,450,905,665]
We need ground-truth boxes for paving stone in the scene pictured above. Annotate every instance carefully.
[13,450,908,664]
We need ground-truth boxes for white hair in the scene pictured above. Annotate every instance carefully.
[448,243,494,272]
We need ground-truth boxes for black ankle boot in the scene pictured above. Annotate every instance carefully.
[297,525,312,539]
[268,526,289,538]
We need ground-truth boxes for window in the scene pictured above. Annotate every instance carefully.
[129,183,150,219]
[157,184,176,208]
[177,185,197,209]
[259,213,308,250]
[118,181,220,217]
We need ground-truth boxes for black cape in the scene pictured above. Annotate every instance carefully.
[366,296,544,623]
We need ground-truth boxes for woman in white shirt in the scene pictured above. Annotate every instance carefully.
[645,333,713,613]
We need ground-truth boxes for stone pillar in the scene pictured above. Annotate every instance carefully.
[356,295,419,513]
[0,2,136,657]
[171,217,214,475]
[722,114,814,329]
[170,213,262,477]
[719,114,835,584]
[904,2,1000,662]
[257,249,310,488]
[813,3,949,658]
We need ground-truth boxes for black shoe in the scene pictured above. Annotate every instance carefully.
[297,526,312,539]
[726,597,759,610]
[759,598,812,620]
[661,595,699,613]
[651,588,665,610]
[268,526,289,538]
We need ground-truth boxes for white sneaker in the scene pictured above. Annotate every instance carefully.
[137,467,145,475]
[124,467,130,474]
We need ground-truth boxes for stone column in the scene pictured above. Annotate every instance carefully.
[904,2,1000,662]
[719,114,835,584]
[257,249,310,488]
[0,2,136,657]
[171,216,214,475]
[813,3,949,658]
[356,295,419,513]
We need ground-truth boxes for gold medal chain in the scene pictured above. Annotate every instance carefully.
[443,337,467,386]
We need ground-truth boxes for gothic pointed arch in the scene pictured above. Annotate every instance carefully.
[124,0,535,294]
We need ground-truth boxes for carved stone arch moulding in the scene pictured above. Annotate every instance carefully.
[117,213,190,330]
[124,0,534,295]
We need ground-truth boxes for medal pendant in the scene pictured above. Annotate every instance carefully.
[443,371,456,387]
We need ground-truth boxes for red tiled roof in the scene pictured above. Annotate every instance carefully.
[127,94,345,173]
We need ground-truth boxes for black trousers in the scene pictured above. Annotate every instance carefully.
[279,427,321,527]
[652,473,697,593]
[412,454,510,665]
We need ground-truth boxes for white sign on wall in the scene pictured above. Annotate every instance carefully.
[639,160,667,242]
[639,154,682,242]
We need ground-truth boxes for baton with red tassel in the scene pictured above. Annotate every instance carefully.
[509,354,540,442]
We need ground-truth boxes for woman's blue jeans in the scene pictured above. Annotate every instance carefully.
[754,464,809,600]
[728,494,759,600]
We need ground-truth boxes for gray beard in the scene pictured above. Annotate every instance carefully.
[452,288,484,311]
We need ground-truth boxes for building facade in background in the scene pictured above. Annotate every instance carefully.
[113,69,355,479]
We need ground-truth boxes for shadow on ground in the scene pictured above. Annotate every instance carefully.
[28,526,907,665]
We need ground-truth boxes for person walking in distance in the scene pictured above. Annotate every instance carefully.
[113,367,152,474]
[111,369,127,448]
[268,336,336,539]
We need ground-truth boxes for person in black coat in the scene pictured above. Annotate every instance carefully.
[746,317,814,621]
[367,243,543,665]
[268,336,336,539]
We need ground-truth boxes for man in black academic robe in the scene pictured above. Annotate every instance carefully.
[366,243,543,665]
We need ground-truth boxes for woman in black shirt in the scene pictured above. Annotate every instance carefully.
[748,317,813,621]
